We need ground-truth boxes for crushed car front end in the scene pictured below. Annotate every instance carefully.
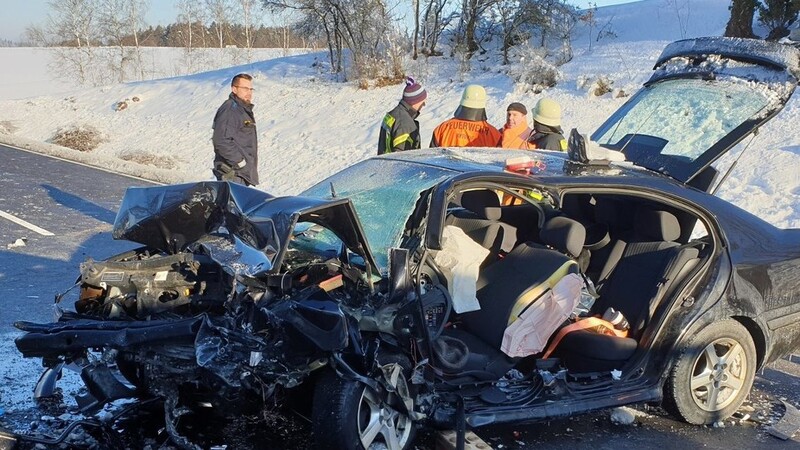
[13,180,406,444]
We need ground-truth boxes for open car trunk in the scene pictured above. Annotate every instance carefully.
[591,36,799,185]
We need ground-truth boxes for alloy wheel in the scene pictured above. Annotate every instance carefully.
[689,337,748,412]
[357,363,413,450]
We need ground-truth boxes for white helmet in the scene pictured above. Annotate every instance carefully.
[460,85,487,109]
[533,98,561,127]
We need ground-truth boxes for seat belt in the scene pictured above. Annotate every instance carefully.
[542,317,628,359]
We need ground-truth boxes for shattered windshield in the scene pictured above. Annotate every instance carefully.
[593,78,771,162]
[301,159,455,269]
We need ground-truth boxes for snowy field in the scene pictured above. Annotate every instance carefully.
[0,0,800,428]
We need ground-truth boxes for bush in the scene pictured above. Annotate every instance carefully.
[591,76,614,96]
[0,120,17,135]
[50,125,105,152]
[120,151,178,169]
[578,75,614,97]
[507,46,560,93]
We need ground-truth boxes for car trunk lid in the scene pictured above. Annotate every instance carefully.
[591,36,799,185]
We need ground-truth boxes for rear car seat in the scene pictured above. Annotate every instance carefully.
[551,209,700,372]
[446,190,517,254]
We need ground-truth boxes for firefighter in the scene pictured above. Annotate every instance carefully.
[378,77,427,155]
[528,98,567,151]
[430,84,501,148]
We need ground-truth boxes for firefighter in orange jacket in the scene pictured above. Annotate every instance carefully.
[430,85,501,148]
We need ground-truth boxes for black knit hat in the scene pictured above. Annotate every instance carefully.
[506,102,528,115]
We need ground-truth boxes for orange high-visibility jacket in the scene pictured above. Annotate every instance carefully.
[499,124,533,150]
[431,118,502,148]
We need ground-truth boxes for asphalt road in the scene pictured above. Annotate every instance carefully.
[0,144,798,449]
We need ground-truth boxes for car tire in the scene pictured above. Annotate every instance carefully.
[312,355,416,450]
[664,319,756,425]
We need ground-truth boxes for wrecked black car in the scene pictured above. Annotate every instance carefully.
[13,37,800,449]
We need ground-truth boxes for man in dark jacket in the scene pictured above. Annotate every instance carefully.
[528,98,567,151]
[378,77,427,155]
[212,73,259,186]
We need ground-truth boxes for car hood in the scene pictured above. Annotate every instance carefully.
[591,36,800,185]
[112,181,379,277]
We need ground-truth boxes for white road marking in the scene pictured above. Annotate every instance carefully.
[0,210,55,236]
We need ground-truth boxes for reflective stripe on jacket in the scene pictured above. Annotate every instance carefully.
[529,122,567,152]
[378,101,421,155]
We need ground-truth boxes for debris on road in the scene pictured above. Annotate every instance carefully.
[767,400,800,441]
[610,406,638,425]
[6,237,27,249]
[437,429,493,450]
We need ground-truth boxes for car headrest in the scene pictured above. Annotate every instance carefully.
[460,190,501,221]
[635,209,680,242]
[540,216,586,258]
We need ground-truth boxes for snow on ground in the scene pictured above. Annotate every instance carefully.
[1,0,800,429]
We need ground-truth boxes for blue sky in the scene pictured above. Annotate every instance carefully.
[0,0,640,42]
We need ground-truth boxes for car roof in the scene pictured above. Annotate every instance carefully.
[375,147,667,185]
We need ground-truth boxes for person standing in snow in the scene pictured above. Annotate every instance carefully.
[212,73,259,186]
[498,102,533,149]
[528,98,567,151]
[378,77,428,155]
[430,84,501,148]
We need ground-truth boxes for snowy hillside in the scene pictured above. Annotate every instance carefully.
[0,0,799,228]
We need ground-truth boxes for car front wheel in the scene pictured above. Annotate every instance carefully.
[664,319,756,424]
[312,359,416,450]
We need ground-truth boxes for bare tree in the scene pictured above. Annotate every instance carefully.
[177,0,208,72]
[236,0,265,61]
[455,0,498,58]
[412,0,420,59]
[490,0,545,64]
[97,0,149,82]
[265,1,400,80]
[579,2,597,51]
[26,0,103,85]
[206,0,235,48]
[725,0,757,37]
[420,0,453,56]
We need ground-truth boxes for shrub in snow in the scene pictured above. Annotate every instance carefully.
[580,75,614,97]
[50,125,105,152]
[507,46,560,93]
[592,76,614,96]
[120,151,178,170]
[0,120,17,135]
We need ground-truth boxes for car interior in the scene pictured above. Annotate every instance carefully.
[431,187,712,388]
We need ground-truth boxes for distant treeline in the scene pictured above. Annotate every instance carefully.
[40,22,321,49]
